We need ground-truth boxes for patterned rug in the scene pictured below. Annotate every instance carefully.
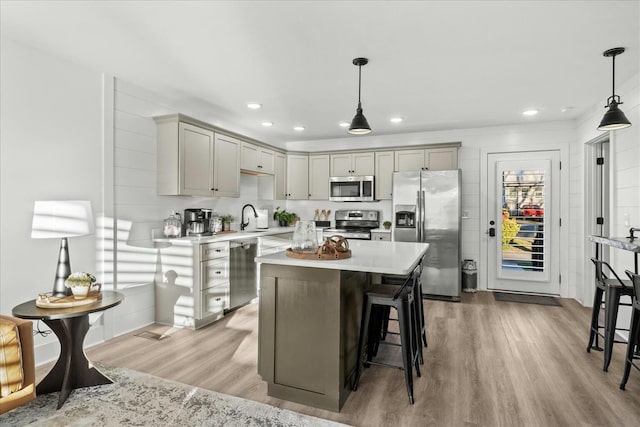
[0,364,348,426]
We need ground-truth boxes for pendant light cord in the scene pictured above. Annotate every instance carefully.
[611,54,616,99]
[358,64,363,105]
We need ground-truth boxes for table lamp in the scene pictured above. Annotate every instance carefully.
[31,200,95,296]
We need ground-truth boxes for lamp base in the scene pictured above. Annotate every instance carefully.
[53,237,72,297]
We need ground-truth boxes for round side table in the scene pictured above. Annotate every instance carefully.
[12,291,124,409]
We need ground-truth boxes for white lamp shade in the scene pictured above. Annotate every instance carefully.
[31,200,95,239]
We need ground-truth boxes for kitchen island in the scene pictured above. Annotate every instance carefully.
[255,240,429,412]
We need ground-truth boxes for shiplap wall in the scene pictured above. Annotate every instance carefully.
[111,79,280,335]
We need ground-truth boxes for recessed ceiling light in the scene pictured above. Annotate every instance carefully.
[293,126,305,131]
[390,117,404,123]
[522,109,539,116]
[339,121,350,128]
[261,122,273,127]
[247,103,261,109]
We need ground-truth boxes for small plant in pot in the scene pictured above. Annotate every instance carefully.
[64,272,99,299]
[383,221,392,230]
[273,207,297,227]
[222,214,234,231]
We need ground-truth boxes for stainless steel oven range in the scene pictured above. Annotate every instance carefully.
[322,210,379,241]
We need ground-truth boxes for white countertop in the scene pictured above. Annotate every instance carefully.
[588,235,640,253]
[370,228,392,233]
[153,227,295,245]
[255,240,429,275]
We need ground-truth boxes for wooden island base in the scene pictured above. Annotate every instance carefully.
[258,264,370,412]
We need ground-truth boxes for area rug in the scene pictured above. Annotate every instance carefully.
[0,364,348,427]
[493,291,562,306]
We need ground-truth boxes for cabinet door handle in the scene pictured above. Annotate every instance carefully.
[215,249,222,252]
[215,297,221,301]
[215,271,222,275]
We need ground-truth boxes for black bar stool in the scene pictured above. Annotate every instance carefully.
[587,258,634,371]
[352,270,421,404]
[379,266,428,363]
[621,270,640,390]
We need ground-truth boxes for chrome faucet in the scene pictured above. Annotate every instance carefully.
[240,204,258,231]
[628,227,640,241]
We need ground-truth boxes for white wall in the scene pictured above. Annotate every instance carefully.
[574,73,639,333]
[0,38,106,363]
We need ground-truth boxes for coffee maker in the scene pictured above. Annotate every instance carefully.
[184,208,206,236]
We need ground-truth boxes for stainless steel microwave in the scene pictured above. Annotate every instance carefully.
[329,176,375,202]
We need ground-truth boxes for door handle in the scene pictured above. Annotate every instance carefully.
[486,220,496,236]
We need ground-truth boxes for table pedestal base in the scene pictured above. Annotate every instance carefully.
[38,315,112,409]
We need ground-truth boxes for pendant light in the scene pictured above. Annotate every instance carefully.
[348,57,371,135]
[598,47,632,131]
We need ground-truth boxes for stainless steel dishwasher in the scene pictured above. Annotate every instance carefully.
[229,239,258,309]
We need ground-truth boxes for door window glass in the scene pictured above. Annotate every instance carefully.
[501,170,545,273]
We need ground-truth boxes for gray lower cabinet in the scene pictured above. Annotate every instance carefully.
[371,231,391,241]
[156,240,230,329]
[201,256,230,317]
[258,264,370,412]
[201,284,229,318]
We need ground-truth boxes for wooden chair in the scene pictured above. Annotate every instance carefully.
[0,315,36,414]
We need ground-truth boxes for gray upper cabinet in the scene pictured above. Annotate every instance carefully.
[241,141,275,175]
[274,152,287,200]
[394,147,458,172]
[426,148,458,171]
[309,154,330,200]
[156,120,214,196]
[330,152,374,176]
[213,134,240,197]
[286,154,309,200]
[375,151,394,200]
[155,116,240,197]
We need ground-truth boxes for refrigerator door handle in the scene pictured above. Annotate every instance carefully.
[421,190,426,242]
[416,190,421,242]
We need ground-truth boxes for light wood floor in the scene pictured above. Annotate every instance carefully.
[40,291,640,426]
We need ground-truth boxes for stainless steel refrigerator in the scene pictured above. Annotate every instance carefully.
[393,170,461,301]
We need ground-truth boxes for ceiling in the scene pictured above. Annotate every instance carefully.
[1,1,639,146]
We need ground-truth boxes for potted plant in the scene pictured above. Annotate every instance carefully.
[383,221,392,230]
[222,214,234,231]
[273,207,297,227]
[64,272,98,299]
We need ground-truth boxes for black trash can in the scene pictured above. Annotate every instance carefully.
[462,259,477,293]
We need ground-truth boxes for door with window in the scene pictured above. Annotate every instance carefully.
[487,151,561,294]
